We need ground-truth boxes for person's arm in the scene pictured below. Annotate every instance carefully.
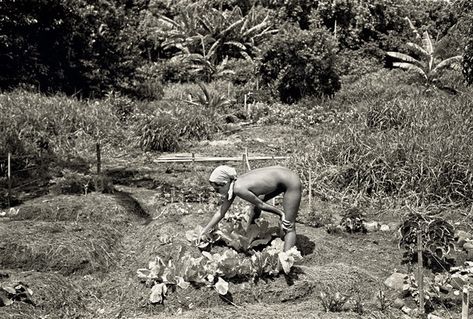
[236,188,284,218]
[200,196,234,236]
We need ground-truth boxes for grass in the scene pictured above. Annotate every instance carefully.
[286,70,473,207]
[0,220,122,275]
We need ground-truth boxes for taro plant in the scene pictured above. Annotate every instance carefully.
[138,238,302,304]
[387,18,462,93]
[398,211,455,272]
[340,207,367,234]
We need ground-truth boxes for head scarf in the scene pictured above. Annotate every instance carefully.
[209,165,237,199]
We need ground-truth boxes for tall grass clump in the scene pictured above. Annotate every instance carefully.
[134,100,222,152]
[0,90,125,159]
[290,76,473,206]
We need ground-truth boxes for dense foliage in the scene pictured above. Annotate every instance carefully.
[0,0,143,97]
[259,26,340,103]
[0,0,468,96]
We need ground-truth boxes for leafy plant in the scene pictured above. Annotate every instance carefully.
[398,211,455,272]
[387,17,462,92]
[185,83,232,110]
[319,289,351,312]
[376,290,391,311]
[138,238,302,304]
[216,219,278,253]
[340,207,367,234]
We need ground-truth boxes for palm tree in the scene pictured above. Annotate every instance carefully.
[387,18,462,92]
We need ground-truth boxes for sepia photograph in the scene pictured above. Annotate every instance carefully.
[1,0,473,318]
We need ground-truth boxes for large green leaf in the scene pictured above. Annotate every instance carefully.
[432,55,462,73]
[386,52,423,66]
[422,31,434,55]
[393,62,428,79]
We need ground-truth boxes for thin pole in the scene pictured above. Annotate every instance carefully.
[244,148,251,171]
[7,153,11,208]
[244,94,248,118]
[463,286,469,319]
[417,230,425,315]
[96,142,101,175]
[308,170,312,213]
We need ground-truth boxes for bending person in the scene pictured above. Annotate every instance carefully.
[201,165,302,251]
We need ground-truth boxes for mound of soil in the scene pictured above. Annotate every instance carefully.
[0,221,122,275]
[0,270,85,319]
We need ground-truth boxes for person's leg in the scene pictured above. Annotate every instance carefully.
[247,190,282,229]
[282,183,302,251]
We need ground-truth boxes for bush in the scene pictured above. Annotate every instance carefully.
[49,169,114,195]
[259,26,341,104]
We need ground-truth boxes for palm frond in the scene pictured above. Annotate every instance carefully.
[404,17,421,39]
[158,15,180,28]
[387,52,424,67]
[206,39,221,59]
[393,62,428,79]
[220,18,245,36]
[225,41,247,50]
[243,20,270,37]
[432,55,463,73]
[406,42,430,58]
[422,31,434,55]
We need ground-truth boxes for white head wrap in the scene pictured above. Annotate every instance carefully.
[209,165,237,199]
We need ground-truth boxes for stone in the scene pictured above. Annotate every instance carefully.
[384,272,408,291]
[401,306,412,315]
[380,224,390,231]
[363,221,380,232]
[427,314,443,319]
[393,297,405,309]
[463,241,473,251]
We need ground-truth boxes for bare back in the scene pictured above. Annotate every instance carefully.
[234,166,300,196]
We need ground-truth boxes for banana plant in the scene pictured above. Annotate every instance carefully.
[387,17,462,92]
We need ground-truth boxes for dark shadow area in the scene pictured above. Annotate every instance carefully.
[112,189,153,224]
[296,234,315,256]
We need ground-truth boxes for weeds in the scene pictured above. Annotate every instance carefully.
[319,289,351,312]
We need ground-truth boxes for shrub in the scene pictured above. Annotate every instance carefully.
[130,63,165,100]
[398,211,455,272]
[49,169,114,195]
[259,26,341,103]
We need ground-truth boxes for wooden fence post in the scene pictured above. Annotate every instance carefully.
[244,148,251,171]
[7,152,11,208]
[244,94,248,118]
[463,286,469,319]
[308,169,312,213]
[417,230,425,316]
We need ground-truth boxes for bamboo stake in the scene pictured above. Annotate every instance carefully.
[244,94,248,118]
[417,231,425,316]
[7,153,11,208]
[308,170,312,213]
[244,148,251,171]
[463,286,469,319]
